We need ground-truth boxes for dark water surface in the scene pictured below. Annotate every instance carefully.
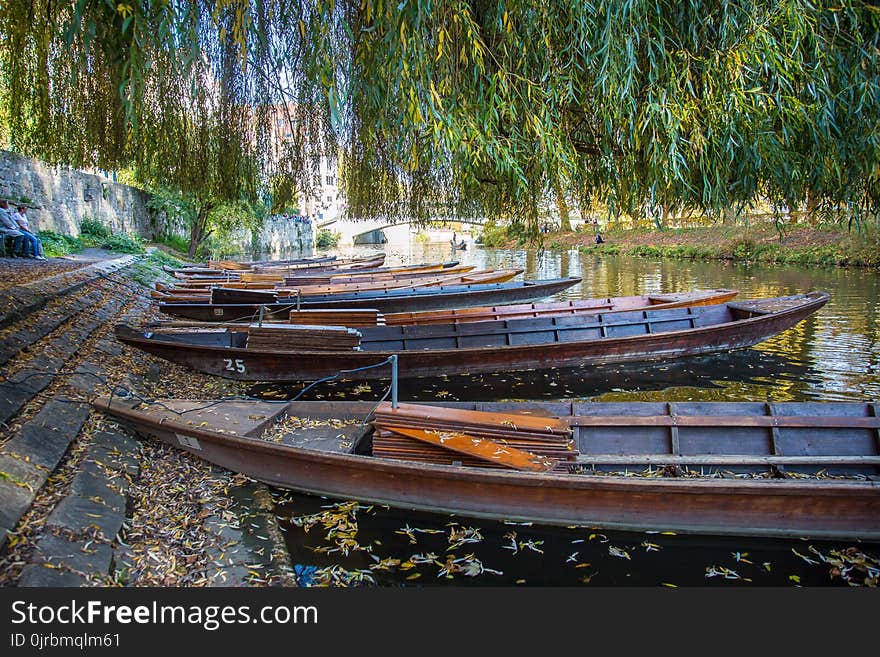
[254,240,880,586]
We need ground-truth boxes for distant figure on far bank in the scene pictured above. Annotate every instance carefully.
[451,231,467,250]
[595,232,604,244]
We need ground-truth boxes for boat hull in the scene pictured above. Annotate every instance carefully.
[95,399,880,540]
[157,277,582,321]
[122,293,828,382]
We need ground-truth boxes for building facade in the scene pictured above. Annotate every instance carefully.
[267,103,344,225]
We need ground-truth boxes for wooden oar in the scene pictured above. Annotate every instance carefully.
[383,426,558,472]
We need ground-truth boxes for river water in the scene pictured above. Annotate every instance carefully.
[256,238,880,587]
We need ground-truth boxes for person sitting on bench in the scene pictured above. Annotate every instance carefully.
[14,205,46,260]
[0,199,27,257]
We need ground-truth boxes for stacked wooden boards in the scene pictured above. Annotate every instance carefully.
[286,309,384,327]
[245,324,362,351]
[371,402,578,471]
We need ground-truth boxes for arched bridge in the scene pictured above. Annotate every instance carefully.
[318,216,488,245]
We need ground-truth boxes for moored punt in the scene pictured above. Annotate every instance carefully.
[165,253,385,277]
[383,289,739,325]
[154,268,525,299]
[93,397,880,540]
[165,260,463,286]
[252,253,386,273]
[146,289,740,330]
[155,277,583,320]
[122,291,828,381]
[161,255,336,275]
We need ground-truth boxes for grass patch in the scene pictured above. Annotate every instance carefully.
[129,250,185,286]
[77,216,145,253]
[156,234,190,255]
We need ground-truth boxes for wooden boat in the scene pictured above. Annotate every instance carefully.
[165,253,385,277]
[147,289,739,329]
[161,255,337,275]
[383,289,739,326]
[166,261,464,286]
[93,397,880,540]
[121,292,828,381]
[155,277,584,321]
[154,268,524,299]
[253,253,386,273]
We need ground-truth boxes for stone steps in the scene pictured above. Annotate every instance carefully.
[17,429,141,587]
[0,260,142,558]
[0,290,129,426]
[0,289,103,368]
[0,254,138,330]
[1,255,296,587]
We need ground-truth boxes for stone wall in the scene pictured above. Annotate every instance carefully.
[214,216,314,258]
[0,150,315,253]
[0,150,155,237]
[259,215,314,253]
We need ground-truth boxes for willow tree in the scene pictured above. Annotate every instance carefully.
[1,1,878,234]
[0,1,331,254]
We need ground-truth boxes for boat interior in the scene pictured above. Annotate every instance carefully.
[117,399,880,478]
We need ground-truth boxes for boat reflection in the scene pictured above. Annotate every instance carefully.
[248,347,818,403]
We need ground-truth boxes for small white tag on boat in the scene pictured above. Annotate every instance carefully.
[176,434,202,450]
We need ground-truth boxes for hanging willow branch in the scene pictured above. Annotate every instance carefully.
[0,0,877,228]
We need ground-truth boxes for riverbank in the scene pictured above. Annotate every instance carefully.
[484,223,880,268]
[0,250,296,587]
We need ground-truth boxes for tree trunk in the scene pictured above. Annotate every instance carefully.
[722,206,737,226]
[649,200,665,231]
[188,201,215,258]
[553,182,572,232]
[806,190,820,226]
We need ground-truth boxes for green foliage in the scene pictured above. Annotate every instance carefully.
[478,223,510,247]
[146,189,196,239]
[1,1,879,234]
[145,248,184,269]
[128,250,184,287]
[578,243,622,256]
[101,232,145,254]
[478,220,538,247]
[37,230,82,257]
[77,217,144,253]
[78,217,111,241]
[156,234,190,256]
[315,229,341,249]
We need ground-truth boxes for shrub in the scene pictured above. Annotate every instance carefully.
[157,234,190,255]
[101,232,145,254]
[478,223,511,247]
[79,217,112,241]
[315,228,341,248]
[38,230,82,257]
